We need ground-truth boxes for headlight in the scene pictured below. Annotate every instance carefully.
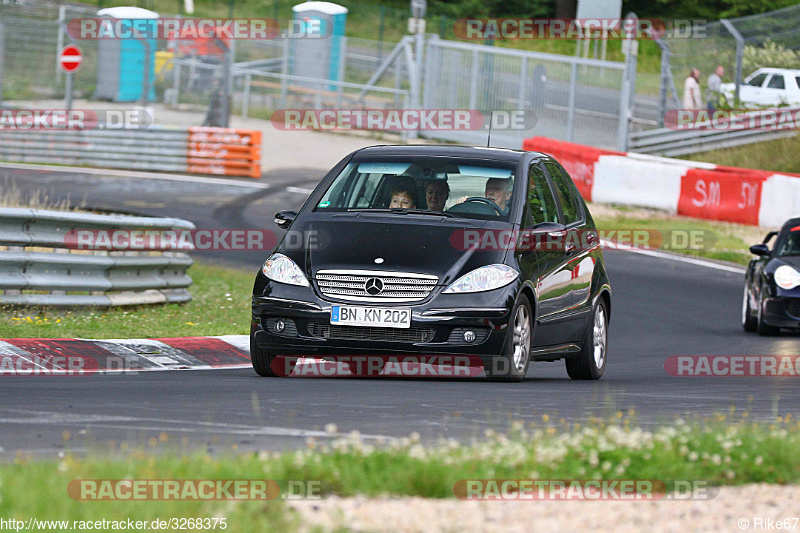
[774,265,800,290]
[261,253,309,287]
[443,264,519,294]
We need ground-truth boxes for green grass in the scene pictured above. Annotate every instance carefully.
[1,414,798,528]
[0,262,255,339]
[592,212,759,266]
[681,134,800,176]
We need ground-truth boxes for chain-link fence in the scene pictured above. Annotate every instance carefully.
[1,0,640,149]
[423,37,632,149]
[659,4,800,119]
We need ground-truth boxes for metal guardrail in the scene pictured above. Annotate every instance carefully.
[0,126,261,178]
[0,208,195,306]
[629,108,799,156]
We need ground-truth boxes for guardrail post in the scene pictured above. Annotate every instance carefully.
[720,19,744,105]
[0,20,4,109]
[616,12,638,151]
[55,5,67,86]
[172,59,181,106]
[242,72,251,118]
[567,61,577,142]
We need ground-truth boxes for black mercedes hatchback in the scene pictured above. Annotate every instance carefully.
[251,145,611,381]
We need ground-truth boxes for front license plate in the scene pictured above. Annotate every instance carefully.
[330,306,411,329]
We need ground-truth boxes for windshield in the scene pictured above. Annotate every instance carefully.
[314,157,517,221]
[775,229,800,256]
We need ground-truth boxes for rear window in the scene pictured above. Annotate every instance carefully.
[768,75,785,89]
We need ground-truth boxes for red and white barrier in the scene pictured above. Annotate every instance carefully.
[523,137,800,227]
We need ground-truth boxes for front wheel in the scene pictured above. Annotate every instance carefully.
[250,334,296,377]
[566,299,608,380]
[742,285,757,332]
[484,294,532,382]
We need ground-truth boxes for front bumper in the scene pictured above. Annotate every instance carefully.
[251,281,517,357]
[761,294,800,329]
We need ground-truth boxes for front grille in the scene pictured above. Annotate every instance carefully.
[315,270,438,303]
[786,299,800,318]
[308,321,435,343]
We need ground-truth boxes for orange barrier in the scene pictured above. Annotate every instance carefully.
[186,127,261,178]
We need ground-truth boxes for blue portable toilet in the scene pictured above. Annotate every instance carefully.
[95,6,158,102]
[291,2,348,90]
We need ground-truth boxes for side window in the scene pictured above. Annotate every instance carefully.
[768,75,785,90]
[526,163,559,226]
[545,162,581,225]
[795,77,800,89]
[747,73,768,87]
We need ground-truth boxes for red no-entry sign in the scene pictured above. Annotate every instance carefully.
[59,45,83,73]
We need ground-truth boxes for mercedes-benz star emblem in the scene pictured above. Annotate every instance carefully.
[364,277,384,296]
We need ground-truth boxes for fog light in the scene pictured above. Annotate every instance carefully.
[463,330,476,343]
[275,319,285,333]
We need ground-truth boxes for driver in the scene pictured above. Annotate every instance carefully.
[454,177,513,214]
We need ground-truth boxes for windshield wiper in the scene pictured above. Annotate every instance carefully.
[347,208,458,218]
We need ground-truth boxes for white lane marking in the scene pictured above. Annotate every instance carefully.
[0,410,395,441]
[287,186,314,195]
[0,161,269,189]
[602,240,746,273]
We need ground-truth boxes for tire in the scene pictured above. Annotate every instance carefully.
[742,285,757,332]
[566,298,608,380]
[484,294,532,382]
[756,291,779,336]
[250,334,295,377]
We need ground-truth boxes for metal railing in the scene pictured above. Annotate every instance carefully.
[629,107,799,156]
[0,126,262,178]
[0,208,195,306]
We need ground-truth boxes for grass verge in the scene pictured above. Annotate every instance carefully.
[0,262,255,339]
[1,415,798,528]
[590,204,770,266]
[680,134,800,176]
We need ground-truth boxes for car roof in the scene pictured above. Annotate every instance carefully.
[780,217,800,232]
[353,145,550,163]
[752,67,800,75]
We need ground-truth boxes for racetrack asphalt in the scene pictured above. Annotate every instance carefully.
[1,163,798,457]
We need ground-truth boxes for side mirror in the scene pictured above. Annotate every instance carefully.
[750,243,770,256]
[274,210,297,230]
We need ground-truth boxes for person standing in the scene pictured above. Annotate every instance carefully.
[707,65,725,112]
[683,68,702,110]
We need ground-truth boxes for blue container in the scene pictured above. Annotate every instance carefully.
[95,7,158,102]
[291,2,348,91]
